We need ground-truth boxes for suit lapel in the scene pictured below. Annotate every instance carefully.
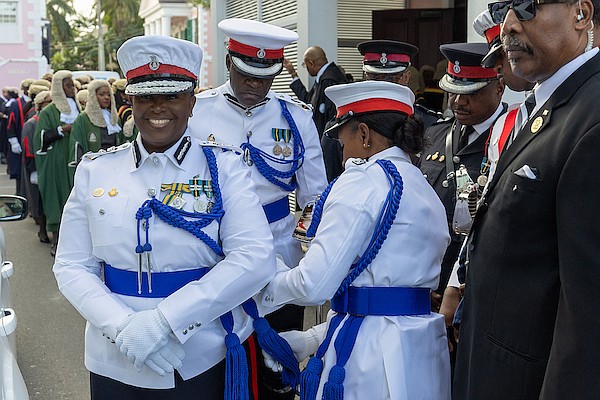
[485,53,600,195]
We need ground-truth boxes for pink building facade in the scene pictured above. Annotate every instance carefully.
[0,0,49,90]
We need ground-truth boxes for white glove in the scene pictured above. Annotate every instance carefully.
[30,171,38,185]
[8,137,21,154]
[144,334,185,376]
[262,326,323,372]
[115,309,172,371]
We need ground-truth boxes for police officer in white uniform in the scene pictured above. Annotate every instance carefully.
[261,81,451,400]
[53,35,276,399]
[189,18,328,399]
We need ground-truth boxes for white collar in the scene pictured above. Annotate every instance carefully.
[59,98,80,124]
[102,109,122,135]
[473,102,505,136]
[133,131,191,171]
[315,62,332,83]
[533,47,599,115]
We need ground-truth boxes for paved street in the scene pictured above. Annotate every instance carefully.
[0,170,88,399]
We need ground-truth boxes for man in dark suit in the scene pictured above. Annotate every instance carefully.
[420,43,506,305]
[358,39,443,129]
[284,47,346,181]
[454,1,600,398]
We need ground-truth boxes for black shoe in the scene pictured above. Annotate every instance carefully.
[50,244,56,257]
[38,232,50,243]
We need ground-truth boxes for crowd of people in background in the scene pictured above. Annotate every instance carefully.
[3,0,600,397]
[0,51,451,258]
[0,72,138,255]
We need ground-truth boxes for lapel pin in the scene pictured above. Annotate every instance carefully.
[531,117,544,134]
[93,188,104,197]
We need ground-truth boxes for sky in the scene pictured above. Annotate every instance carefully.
[73,0,97,18]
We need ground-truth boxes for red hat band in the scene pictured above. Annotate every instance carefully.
[337,98,413,118]
[363,53,411,63]
[447,62,497,80]
[127,61,197,81]
[228,39,284,59]
[485,25,501,45]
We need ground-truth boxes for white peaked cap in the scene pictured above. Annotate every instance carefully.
[218,18,298,78]
[324,80,415,133]
[117,35,203,96]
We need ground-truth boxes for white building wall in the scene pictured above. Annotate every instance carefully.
[468,0,525,104]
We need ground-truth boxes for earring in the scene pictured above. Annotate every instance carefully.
[363,143,370,149]
[586,20,595,52]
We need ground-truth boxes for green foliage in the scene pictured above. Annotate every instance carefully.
[189,0,210,9]
[47,0,75,43]
[46,0,144,74]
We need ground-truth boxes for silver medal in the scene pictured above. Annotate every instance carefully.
[194,200,207,213]
[169,196,186,210]
[477,175,488,187]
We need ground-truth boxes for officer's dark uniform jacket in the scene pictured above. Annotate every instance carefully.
[419,102,506,290]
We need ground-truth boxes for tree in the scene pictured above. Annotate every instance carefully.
[46,0,144,73]
[47,0,75,44]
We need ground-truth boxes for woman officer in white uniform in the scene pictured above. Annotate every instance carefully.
[53,36,276,399]
[261,80,451,400]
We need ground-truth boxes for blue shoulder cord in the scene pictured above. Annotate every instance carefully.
[299,160,404,400]
[134,146,225,264]
[239,99,305,191]
[134,145,299,400]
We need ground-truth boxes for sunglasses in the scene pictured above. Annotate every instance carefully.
[488,0,570,24]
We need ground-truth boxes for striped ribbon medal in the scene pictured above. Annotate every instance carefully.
[190,175,214,213]
[160,183,190,210]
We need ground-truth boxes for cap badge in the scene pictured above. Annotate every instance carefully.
[453,61,461,74]
[149,55,160,71]
[257,48,266,59]
[380,53,388,65]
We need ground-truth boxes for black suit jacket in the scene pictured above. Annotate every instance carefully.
[290,62,346,136]
[454,52,600,400]
[420,109,505,292]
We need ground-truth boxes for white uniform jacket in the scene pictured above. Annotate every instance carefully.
[190,83,327,266]
[262,147,451,400]
[53,133,276,389]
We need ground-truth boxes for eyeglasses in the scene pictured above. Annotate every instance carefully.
[488,0,570,24]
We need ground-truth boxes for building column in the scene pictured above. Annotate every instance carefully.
[296,0,338,85]
[161,15,172,37]
[144,23,150,35]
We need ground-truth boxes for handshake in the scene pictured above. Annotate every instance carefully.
[115,309,184,376]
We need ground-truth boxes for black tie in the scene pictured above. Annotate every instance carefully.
[524,90,536,116]
[458,126,473,151]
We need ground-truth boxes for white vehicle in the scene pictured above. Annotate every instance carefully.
[0,196,29,400]
[71,70,120,81]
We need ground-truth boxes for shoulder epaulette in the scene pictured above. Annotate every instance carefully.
[430,116,454,126]
[196,89,219,99]
[346,157,369,167]
[415,103,444,118]
[199,134,243,155]
[275,93,313,112]
[84,142,132,161]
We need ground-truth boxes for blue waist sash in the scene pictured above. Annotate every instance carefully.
[104,264,209,298]
[262,196,290,223]
[331,286,431,316]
